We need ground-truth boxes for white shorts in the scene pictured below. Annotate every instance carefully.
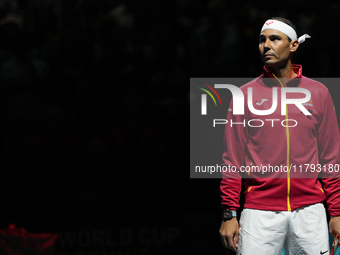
[237,203,329,255]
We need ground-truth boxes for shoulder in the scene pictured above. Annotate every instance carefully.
[299,76,333,110]
[299,76,330,94]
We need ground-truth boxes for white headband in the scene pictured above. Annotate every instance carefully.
[261,19,311,44]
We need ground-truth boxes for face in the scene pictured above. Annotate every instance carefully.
[259,29,298,67]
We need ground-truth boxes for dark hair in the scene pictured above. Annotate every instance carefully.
[271,17,298,41]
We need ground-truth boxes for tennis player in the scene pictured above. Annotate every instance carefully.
[219,17,340,255]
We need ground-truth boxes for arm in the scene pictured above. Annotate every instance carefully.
[317,90,340,237]
[219,99,248,250]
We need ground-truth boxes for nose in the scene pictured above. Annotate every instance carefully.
[263,38,270,50]
[261,38,270,54]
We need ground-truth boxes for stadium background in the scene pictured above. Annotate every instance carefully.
[0,0,340,254]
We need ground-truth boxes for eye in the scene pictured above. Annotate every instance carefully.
[271,36,281,41]
[259,37,266,43]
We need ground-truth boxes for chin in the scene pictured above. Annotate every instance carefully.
[263,61,274,66]
[263,61,279,67]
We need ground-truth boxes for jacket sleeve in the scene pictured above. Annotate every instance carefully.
[318,90,340,216]
[220,99,248,211]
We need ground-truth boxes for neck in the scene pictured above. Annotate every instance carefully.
[268,62,297,78]
[266,61,297,85]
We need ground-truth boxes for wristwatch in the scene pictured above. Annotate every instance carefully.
[222,209,237,221]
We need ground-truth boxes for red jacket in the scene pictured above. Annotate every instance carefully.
[220,65,340,216]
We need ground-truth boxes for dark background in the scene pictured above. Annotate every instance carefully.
[0,0,339,254]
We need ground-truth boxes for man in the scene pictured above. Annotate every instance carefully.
[219,17,340,255]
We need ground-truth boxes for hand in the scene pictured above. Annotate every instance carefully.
[219,217,239,252]
[329,216,340,238]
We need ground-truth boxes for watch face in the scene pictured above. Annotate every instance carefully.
[223,210,236,221]
[223,210,232,219]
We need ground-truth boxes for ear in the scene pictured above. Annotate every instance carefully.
[290,40,299,53]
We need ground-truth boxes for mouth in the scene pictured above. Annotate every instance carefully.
[263,54,273,59]
[262,54,275,62]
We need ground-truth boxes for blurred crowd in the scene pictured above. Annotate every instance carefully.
[0,0,339,222]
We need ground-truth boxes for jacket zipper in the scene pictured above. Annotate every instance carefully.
[247,162,254,192]
[273,74,291,211]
